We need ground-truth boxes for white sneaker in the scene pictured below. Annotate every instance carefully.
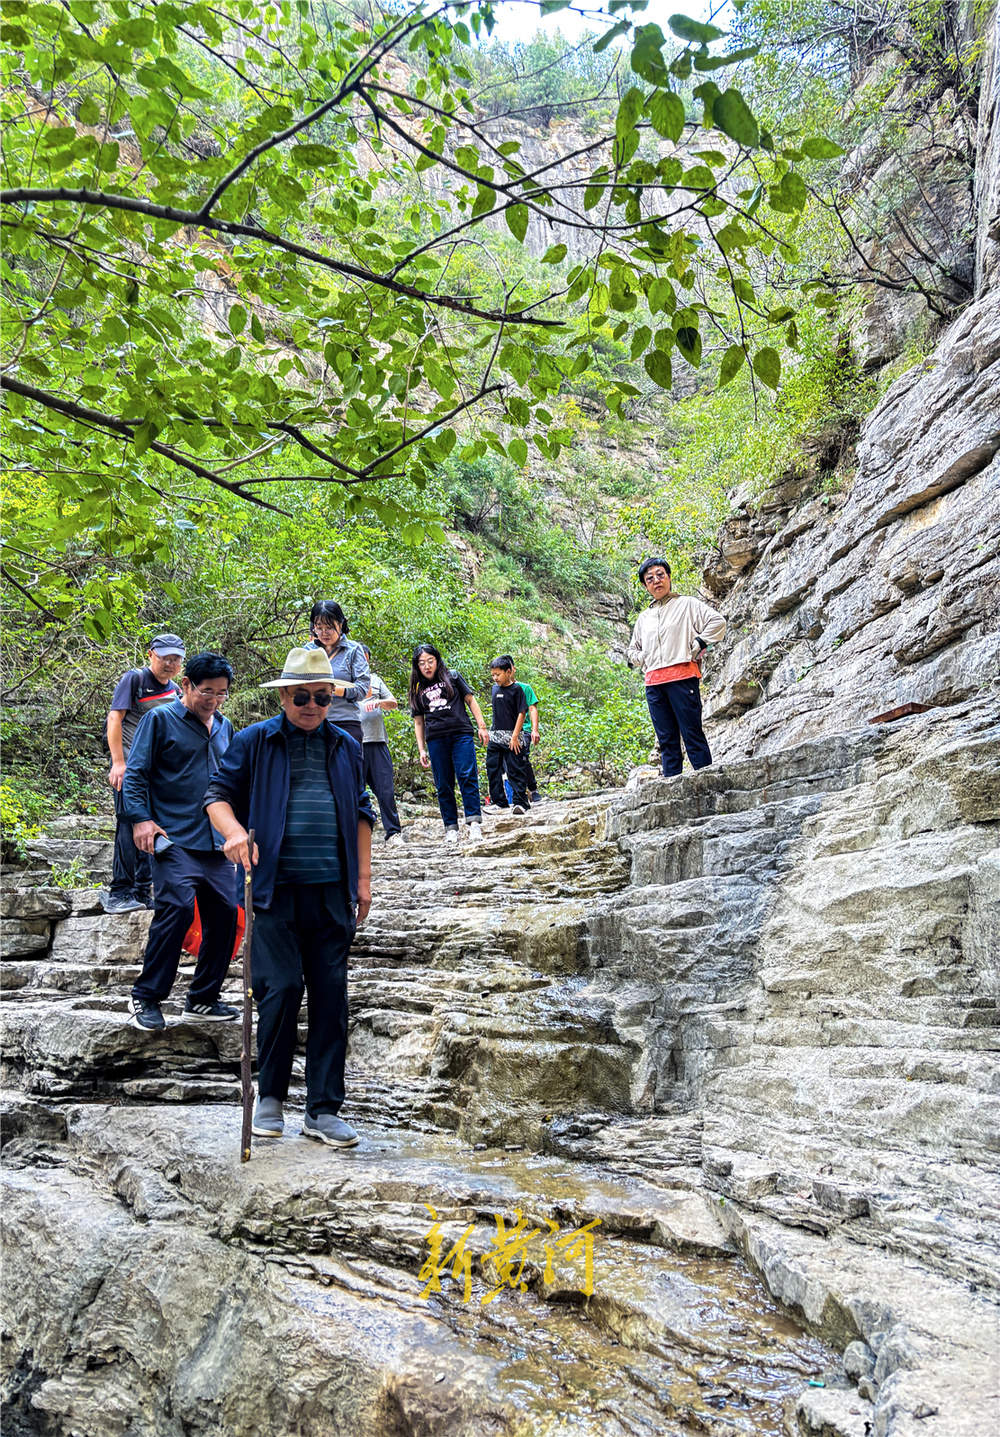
[444,828,460,845]
[468,822,483,843]
[385,833,404,849]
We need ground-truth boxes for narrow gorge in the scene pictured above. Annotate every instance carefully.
[3,5,1000,1435]
[4,259,999,1432]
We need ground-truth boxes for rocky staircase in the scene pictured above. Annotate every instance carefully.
[2,699,998,1436]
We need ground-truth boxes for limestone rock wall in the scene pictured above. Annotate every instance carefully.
[701,284,1000,761]
[596,699,1000,1436]
[975,2,1000,295]
[701,3,1000,761]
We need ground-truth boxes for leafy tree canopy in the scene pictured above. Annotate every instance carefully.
[1,0,842,635]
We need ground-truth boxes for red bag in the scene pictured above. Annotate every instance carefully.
[182,899,245,963]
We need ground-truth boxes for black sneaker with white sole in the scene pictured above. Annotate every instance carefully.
[130,996,165,1031]
[183,999,239,1022]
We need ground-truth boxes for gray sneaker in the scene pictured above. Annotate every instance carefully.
[302,1113,359,1148]
[104,893,145,914]
[251,1096,284,1138]
[184,998,239,1022]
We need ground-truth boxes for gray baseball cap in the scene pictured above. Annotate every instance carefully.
[150,633,185,657]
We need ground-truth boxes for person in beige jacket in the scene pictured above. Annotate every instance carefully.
[626,557,727,777]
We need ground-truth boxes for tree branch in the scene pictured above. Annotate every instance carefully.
[0,189,561,325]
[0,564,60,619]
[1,376,286,512]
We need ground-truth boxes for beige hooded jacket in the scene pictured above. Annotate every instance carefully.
[626,593,727,674]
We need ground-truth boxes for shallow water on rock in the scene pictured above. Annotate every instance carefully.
[2,1101,836,1435]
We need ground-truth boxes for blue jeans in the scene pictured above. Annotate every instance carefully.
[426,731,482,827]
[645,678,712,777]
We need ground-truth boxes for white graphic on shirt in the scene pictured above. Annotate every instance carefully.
[424,681,452,714]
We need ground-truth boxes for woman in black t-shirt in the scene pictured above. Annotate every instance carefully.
[409,644,489,845]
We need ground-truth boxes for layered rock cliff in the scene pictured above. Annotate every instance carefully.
[2,11,999,1437]
[701,2,1000,760]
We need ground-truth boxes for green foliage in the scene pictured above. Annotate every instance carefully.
[535,643,649,782]
[1,1,919,816]
[2,0,827,637]
[459,28,617,126]
[732,0,981,320]
[0,777,47,857]
[612,305,876,584]
[48,856,92,889]
[441,452,618,605]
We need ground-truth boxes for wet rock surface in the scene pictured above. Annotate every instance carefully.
[3,698,998,1435]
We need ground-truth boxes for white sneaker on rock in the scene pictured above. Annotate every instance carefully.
[385,833,404,848]
[468,822,483,843]
[444,828,460,845]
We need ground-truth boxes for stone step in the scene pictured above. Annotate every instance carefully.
[0,887,74,921]
[3,1100,842,1437]
[608,729,885,840]
[23,835,114,877]
[1,1002,244,1100]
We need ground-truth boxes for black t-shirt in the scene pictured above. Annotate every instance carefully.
[490,681,527,736]
[412,670,474,738]
[108,667,181,757]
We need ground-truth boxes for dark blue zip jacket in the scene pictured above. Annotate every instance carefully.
[202,713,375,909]
[122,698,233,851]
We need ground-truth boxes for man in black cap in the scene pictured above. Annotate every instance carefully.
[103,633,185,914]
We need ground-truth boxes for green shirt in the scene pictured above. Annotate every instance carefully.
[518,682,538,735]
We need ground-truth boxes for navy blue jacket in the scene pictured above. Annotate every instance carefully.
[203,713,375,909]
[122,698,233,851]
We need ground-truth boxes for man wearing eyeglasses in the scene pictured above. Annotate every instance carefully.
[627,557,727,778]
[122,651,239,1031]
[205,647,375,1150]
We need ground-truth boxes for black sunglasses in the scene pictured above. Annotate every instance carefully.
[292,690,333,707]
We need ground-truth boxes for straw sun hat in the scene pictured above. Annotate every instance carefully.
[260,647,337,688]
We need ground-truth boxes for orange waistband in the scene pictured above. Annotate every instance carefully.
[645,662,700,685]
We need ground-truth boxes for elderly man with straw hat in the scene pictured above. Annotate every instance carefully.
[205,647,375,1149]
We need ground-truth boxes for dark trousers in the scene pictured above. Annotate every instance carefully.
[111,785,151,900]
[132,846,238,1004]
[645,678,712,777]
[505,744,538,794]
[363,741,401,837]
[251,882,355,1116]
[332,719,363,746]
[487,742,529,807]
[426,731,481,827]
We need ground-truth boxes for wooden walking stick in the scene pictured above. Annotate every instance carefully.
[240,828,255,1163]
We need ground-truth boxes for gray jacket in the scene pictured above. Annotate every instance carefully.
[304,637,370,727]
